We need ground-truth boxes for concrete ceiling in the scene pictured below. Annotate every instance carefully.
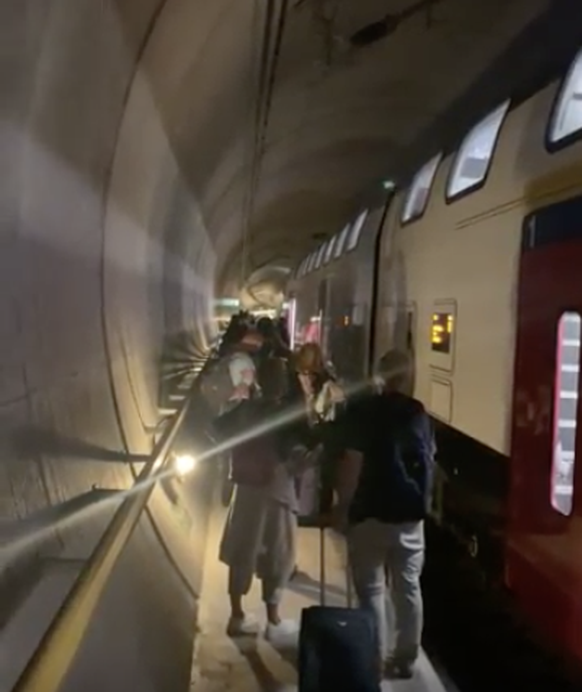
[11,0,581,312]
[155,0,550,301]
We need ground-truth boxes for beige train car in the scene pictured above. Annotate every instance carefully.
[375,47,582,670]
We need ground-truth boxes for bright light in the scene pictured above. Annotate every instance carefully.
[214,298,241,307]
[174,454,197,477]
[288,298,297,350]
[382,179,395,191]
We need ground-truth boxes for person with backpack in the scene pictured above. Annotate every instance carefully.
[276,315,291,347]
[216,336,321,644]
[332,349,435,680]
[254,317,298,402]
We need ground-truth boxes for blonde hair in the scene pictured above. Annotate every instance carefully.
[295,342,325,374]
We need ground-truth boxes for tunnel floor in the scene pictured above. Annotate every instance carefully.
[190,492,448,692]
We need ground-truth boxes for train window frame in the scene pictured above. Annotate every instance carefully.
[546,48,582,153]
[551,311,581,517]
[401,153,442,225]
[334,223,351,258]
[306,252,316,273]
[346,209,368,253]
[323,235,337,264]
[314,243,326,269]
[445,100,510,204]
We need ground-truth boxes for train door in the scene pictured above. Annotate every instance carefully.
[405,304,416,393]
[508,196,582,654]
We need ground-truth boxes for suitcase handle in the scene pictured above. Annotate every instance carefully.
[319,527,353,608]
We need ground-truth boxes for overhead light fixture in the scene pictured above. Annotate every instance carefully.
[382,179,396,191]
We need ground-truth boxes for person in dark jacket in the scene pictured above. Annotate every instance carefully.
[256,317,291,358]
[276,315,291,346]
[336,350,434,680]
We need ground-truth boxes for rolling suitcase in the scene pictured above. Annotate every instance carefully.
[298,528,381,692]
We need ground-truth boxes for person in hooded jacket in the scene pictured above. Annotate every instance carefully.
[217,339,319,644]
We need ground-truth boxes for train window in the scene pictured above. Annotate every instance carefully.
[306,252,316,273]
[401,153,442,224]
[314,243,326,269]
[334,223,351,258]
[548,49,582,148]
[551,312,581,516]
[346,209,368,252]
[324,235,337,264]
[446,100,509,201]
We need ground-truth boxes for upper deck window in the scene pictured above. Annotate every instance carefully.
[401,154,441,224]
[548,49,582,147]
[324,235,337,264]
[346,209,368,252]
[314,243,326,269]
[305,252,316,273]
[334,223,351,258]
[298,256,309,277]
[309,251,319,271]
[446,101,509,201]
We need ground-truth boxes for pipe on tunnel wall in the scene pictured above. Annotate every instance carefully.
[1,1,220,689]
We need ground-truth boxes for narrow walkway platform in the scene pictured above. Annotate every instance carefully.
[190,494,450,692]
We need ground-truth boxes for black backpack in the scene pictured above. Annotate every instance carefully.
[391,402,436,518]
[256,353,294,402]
[349,394,435,523]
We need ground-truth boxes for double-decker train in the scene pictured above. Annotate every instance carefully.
[289,46,582,674]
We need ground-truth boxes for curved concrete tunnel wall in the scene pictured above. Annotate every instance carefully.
[0,1,249,690]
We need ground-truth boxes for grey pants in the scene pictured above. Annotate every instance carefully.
[347,519,424,664]
[220,485,297,605]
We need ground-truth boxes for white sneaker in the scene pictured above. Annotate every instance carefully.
[265,619,299,645]
[226,613,259,637]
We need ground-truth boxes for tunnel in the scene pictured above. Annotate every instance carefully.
[2,1,582,691]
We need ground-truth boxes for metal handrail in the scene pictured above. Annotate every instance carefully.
[12,385,196,692]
